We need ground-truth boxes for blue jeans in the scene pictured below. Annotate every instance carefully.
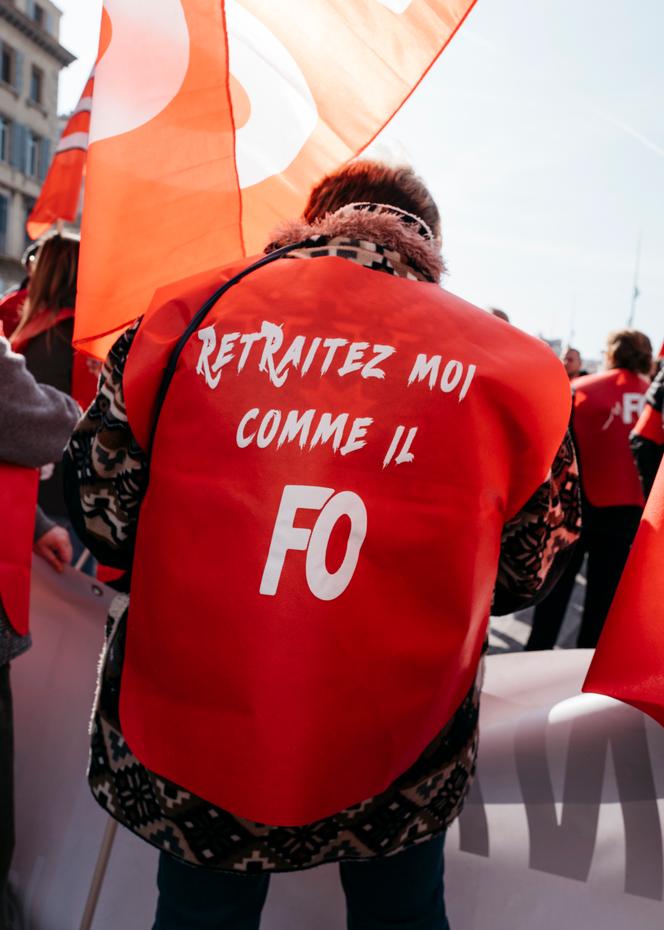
[153,835,449,930]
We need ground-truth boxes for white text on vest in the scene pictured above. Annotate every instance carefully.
[260,485,368,601]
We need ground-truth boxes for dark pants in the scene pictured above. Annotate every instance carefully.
[153,835,449,930]
[0,664,14,905]
[526,504,642,650]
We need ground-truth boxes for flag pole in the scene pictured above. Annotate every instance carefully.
[627,233,642,327]
[78,818,118,930]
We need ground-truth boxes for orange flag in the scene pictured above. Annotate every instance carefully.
[75,0,476,358]
[583,460,664,725]
[26,73,94,240]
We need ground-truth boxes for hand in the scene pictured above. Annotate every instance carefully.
[34,525,73,573]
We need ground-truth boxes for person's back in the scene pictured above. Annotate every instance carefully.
[11,233,97,531]
[573,366,649,508]
[121,245,571,823]
[527,329,652,652]
[66,161,578,929]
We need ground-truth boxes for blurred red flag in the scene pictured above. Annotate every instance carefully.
[26,73,94,240]
[74,0,476,358]
[583,460,664,724]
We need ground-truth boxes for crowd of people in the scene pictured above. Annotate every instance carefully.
[0,162,662,929]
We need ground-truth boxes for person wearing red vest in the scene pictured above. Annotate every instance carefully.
[65,162,579,930]
[631,364,664,500]
[526,329,653,651]
[0,333,79,923]
[10,233,98,574]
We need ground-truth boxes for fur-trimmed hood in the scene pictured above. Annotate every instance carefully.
[265,205,446,283]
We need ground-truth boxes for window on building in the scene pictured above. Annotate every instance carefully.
[30,65,43,105]
[0,116,10,163]
[1,43,16,87]
[0,193,9,256]
[33,4,46,27]
[24,196,36,249]
[26,132,39,178]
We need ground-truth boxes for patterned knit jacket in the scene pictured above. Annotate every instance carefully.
[64,205,581,872]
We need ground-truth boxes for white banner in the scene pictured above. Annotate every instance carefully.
[10,562,664,929]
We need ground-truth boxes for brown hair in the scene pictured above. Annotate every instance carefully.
[14,232,80,338]
[606,329,652,374]
[303,160,441,240]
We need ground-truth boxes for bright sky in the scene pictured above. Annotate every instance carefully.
[56,0,663,361]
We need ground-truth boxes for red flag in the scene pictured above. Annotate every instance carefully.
[75,0,477,358]
[583,460,664,724]
[26,73,94,240]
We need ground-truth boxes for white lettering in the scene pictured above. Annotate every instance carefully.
[277,408,316,449]
[320,338,348,375]
[623,393,645,424]
[260,485,367,600]
[211,331,240,375]
[362,344,396,379]
[301,336,322,375]
[459,364,477,401]
[383,425,403,468]
[395,427,417,464]
[196,325,220,389]
[338,342,369,377]
[259,321,285,386]
[305,491,368,600]
[236,408,259,447]
[340,417,373,456]
[256,409,281,447]
[383,424,417,467]
[440,359,463,393]
[275,334,306,384]
[407,353,441,389]
[259,485,334,596]
[237,331,263,372]
[310,412,349,452]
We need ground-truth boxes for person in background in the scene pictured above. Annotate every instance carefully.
[65,161,579,930]
[0,334,79,928]
[561,346,587,380]
[630,364,664,500]
[10,233,97,569]
[0,243,39,341]
[526,329,652,651]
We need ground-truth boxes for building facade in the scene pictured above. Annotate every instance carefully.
[0,0,74,291]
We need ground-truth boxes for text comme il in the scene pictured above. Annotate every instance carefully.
[196,321,477,463]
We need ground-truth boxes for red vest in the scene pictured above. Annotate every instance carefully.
[0,288,27,339]
[0,464,38,635]
[632,398,664,446]
[122,255,571,825]
[573,369,649,508]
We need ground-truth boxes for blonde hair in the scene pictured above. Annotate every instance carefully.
[13,232,80,339]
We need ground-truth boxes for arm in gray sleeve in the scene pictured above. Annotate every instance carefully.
[0,336,81,468]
